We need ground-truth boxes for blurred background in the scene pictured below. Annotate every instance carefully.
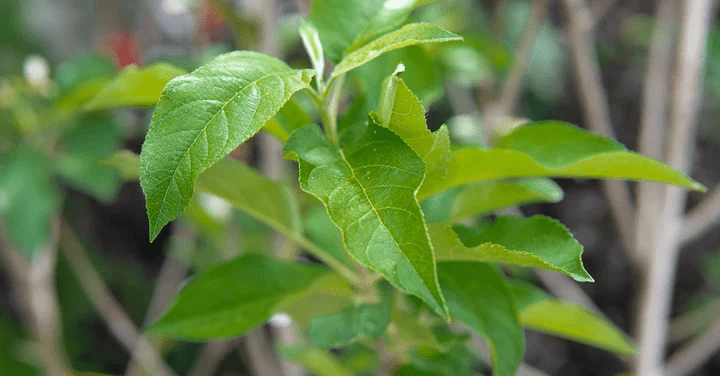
[1,0,720,375]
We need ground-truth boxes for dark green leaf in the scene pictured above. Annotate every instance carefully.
[509,280,636,356]
[147,254,330,340]
[418,121,705,200]
[332,23,462,77]
[0,147,61,257]
[285,124,448,318]
[309,0,416,62]
[139,51,314,240]
[83,63,187,111]
[55,114,121,202]
[309,282,392,349]
[438,262,522,376]
[431,216,593,282]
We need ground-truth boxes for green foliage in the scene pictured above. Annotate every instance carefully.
[147,253,332,340]
[139,51,314,240]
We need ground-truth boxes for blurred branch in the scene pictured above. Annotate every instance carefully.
[634,0,677,269]
[125,224,195,376]
[590,0,619,26]
[560,0,636,258]
[666,314,720,376]
[682,186,720,244]
[188,339,239,376]
[59,218,177,376]
[635,0,715,374]
[0,217,73,375]
[535,270,605,317]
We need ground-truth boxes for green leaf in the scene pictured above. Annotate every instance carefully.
[55,114,121,202]
[418,121,705,200]
[437,262,523,376]
[509,281,636,356]
[0,147,61,257]
[285,124,448,318]
[299,21,325,85]
[101,150,140,181]
[332,23,462,77]
[147,254,330,340]
[83,63,186,111]
[431,215,593,282]
[309,0,416,62]
[304,207,355,270]
[309,282,392,349]
[194,158,302,237]
[372,69,450,184]
[140,51,314,240]
[278,272,354,328]
[447,178,563,222]
[280,345,353,376]
[262,98,313,142]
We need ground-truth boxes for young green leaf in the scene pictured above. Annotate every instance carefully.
[309,0,416,62]
[418,121,705,200]
[331,23,462,77]
[0,147,61,257]
[146,254,330,340]
[438,262,523,376]
[447,178,563,222]
[372,69,450,184]
[285,124,448,318]
[510,281,636,356]
[83,63,186,111]
[140,51,314,240]
[431,215,593,282]
[101,150,141,181]
[299,21,325,86]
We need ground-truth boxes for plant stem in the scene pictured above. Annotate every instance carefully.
[321,74,345,145]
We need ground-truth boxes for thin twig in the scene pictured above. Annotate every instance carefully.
[666,314,720,376]
[125,224,194,376]
[681,186,720,244]
[59,218,177,376]
[560,0,636,257]
[0,217,73,375]
[634,0,677,269]
[535,270,605,317]
[635,1,715,374]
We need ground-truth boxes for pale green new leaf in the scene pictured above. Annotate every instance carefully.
[147,254,330,340]
[299,21,325,84]
[140,51,314,240]
[372,69,450,184]
[83,63,186,111]
[280,345,353,376]
[418,121,705,200]
[431,215,592,282]
[309,0,416,62]
[438,262,523,376]
[285,124,448,318]
[101,150,140,180]
[448,178,563,222]
[331,23,462,77]
[510,281,636,356]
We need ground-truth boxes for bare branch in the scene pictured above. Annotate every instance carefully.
[682,186,720,244]
[560,0,636,258]
[0,217,73,375]
[59,218,177,376]
[634,1,715,374]
[666,315,720,376]
[188,339,239,376]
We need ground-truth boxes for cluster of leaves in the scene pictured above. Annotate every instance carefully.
[1,0,707,375]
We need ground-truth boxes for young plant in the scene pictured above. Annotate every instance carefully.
[128,1,705,375]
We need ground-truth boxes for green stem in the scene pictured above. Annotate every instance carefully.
[287,232,363,287]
